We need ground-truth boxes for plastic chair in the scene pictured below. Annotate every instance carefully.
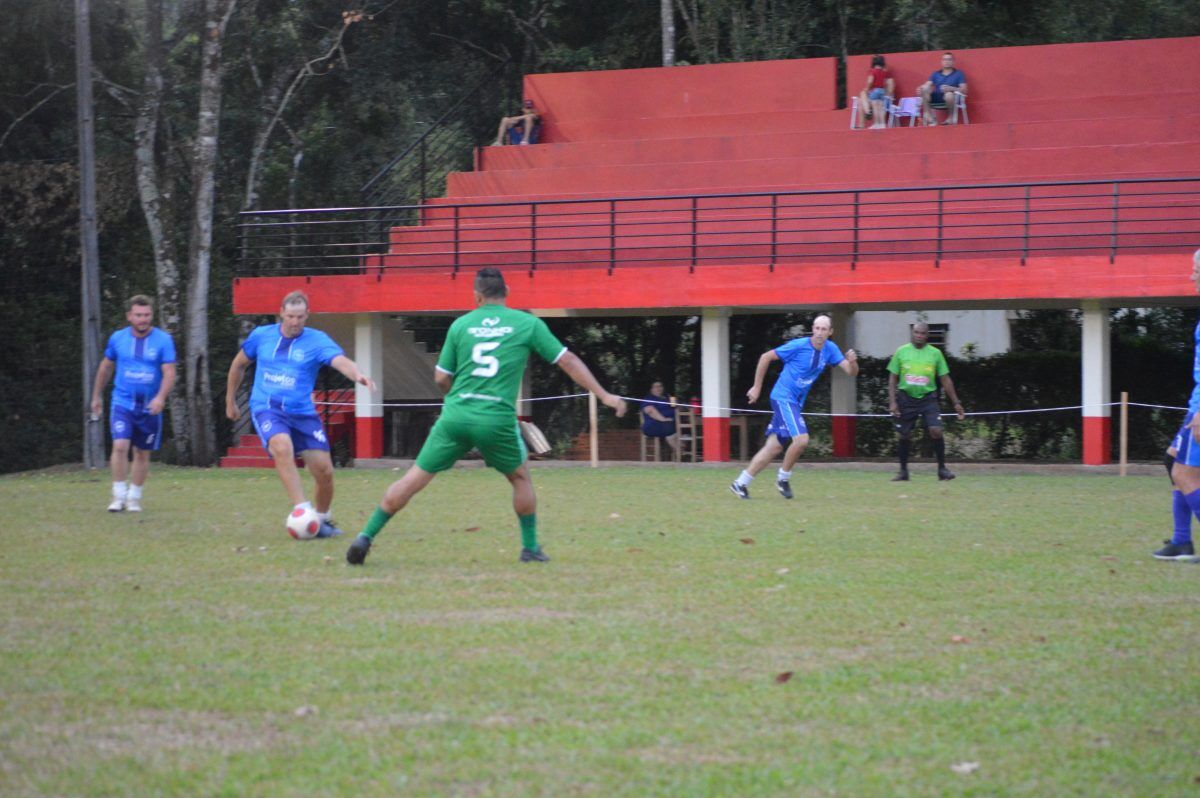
[925,92,969,124]
[887,96,922,127]
[851,95,893,129]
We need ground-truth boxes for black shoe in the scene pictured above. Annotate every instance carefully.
[346,534,372,565]
[730,482,750,499]
[519,547,550,563]
[776,479,793,499]
[891,470,910,482]
[938,467,956,481]
[1152,540,1197,561]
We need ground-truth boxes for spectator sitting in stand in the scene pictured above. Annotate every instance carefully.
[919,52,967,126]
[856,55,895,130]
[493,99,540,146]
[641,381,678,453]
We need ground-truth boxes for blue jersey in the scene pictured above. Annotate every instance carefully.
[1190,318,1200,413]
[104,326,176,411]
[243,324,344,415]
[769,337,845,404]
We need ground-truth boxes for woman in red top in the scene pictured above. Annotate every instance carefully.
[857,55,895,130]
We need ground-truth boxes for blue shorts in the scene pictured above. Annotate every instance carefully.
[765,399,808,442]
[111,405,164,451]
[868,88,887,101]
[252,409,330,455]
[1170,413,1200,467]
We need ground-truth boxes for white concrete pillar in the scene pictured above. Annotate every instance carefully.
[830,307,857,457]
[1081,301,1111,465]
[701,308,731,461]
[354,313,385,459]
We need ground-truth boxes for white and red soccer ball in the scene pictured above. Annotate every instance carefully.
[286,506,321,540]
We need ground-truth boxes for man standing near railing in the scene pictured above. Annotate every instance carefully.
[225,290,376,539]
[887,322,966,481]
[346,267,626,566]
[1154,249,1200,562]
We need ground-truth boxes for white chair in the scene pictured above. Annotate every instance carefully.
[851,95,893,129]
[887,96,922,127]
[925,92,969,125]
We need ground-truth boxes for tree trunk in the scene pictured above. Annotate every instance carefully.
[134,0,189,459]
[661,0,675,66]
[183,0,237,466]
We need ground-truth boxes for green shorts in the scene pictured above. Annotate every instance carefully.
[415,416,528,475]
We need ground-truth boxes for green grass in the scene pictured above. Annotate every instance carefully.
[1,464,1197,797]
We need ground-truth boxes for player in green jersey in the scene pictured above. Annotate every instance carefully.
[347,268,627,565]
[886,322,965,481]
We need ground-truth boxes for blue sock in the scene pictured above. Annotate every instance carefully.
[1172,490,1192,545]
[1178,488,1200,545]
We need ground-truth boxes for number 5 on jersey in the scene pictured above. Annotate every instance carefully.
[471,341,501,377]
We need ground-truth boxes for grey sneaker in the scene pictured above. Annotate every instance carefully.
[346,534,372,565]
[937,467,956,481]
[776,480,793,500]
[730,482,750,500]
[519,547,550,563]
[1152,540,1197,562]
[891,470,910,482]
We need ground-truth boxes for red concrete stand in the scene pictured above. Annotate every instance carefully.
[355,416,384,460]
[832,417,857,457]
[703,417,731,462]
[1082,416,1112,466]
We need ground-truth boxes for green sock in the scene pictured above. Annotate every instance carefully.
[519,513,538,551]
[361,506,394,540]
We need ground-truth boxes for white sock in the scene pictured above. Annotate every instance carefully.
[112,481,128,500]
[735,470,754,487]
[127,484,143,500]
[777,469,792,482]
[318,510,332,522]
[295,501,314,512]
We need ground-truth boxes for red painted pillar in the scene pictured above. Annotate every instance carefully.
[355,416,384,459]
[703,416,731,462]
[1082,416,1112,466]
[832,417,857,457]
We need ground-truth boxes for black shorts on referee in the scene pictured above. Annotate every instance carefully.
[895,391,943,436]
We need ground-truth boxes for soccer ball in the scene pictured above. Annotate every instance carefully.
[286,507,321,540]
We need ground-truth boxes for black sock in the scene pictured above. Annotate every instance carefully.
[898,439,910,469]
[934,437,946,468]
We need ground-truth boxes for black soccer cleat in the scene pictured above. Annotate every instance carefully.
[729,482,750,500]
[776,479,793,500]
[891,469,910,482]
[937,467,956,481]
[519,547,550,563]
[346,534,372,565]
[1152,540,1197,562]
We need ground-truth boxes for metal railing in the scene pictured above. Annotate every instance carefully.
[238,177,1200,277]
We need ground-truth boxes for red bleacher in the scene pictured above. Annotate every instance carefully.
[364,36,1200,279]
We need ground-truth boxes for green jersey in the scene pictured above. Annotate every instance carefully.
[436,303,566,422]
[887,343,949,399]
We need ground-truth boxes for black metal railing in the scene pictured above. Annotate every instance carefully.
[238,177,1200,278]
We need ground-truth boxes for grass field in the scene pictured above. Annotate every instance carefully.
[1,464,1197,797]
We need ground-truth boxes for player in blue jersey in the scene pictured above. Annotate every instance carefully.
[1155,249,1200,562]
[224,290,376,538]
[730,314,858,499]
[90,295,177,512]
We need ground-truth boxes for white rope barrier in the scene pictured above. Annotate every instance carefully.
[313,394,1189,416]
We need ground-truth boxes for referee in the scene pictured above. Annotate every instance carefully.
[886,322,965,481]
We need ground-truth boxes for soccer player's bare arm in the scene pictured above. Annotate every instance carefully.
[939,374,966,419]
[746,350,779,404]
[330,354,377,392]
[556,351,626,416]
[225,350,253,420]
[149,363,177,415]
[838,348,859,377]
[90,358,115,417]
